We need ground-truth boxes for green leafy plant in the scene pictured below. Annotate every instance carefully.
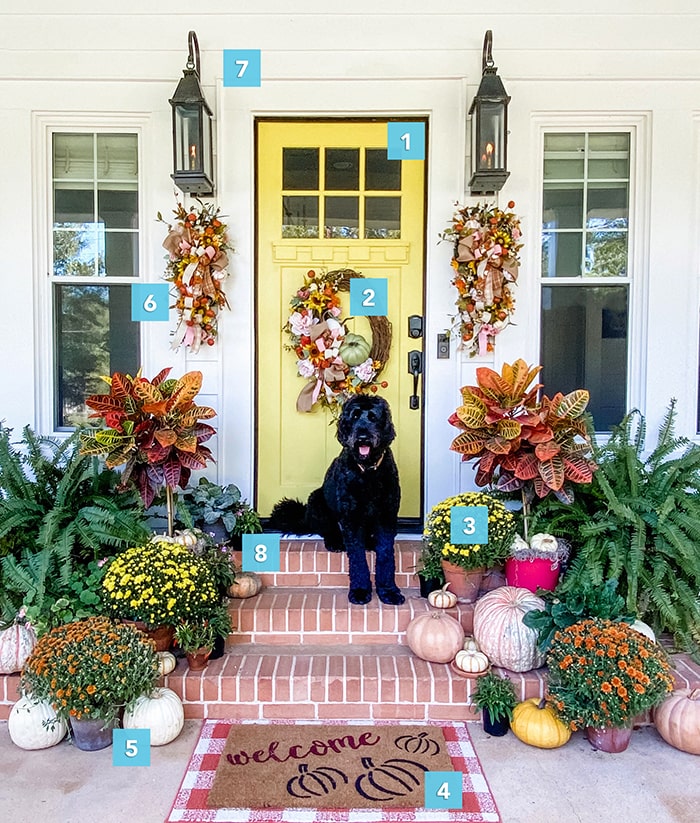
[79,369,216,535]
[556,401,700,658]
[471,672,518,725]
[448,359,597,539]
[182,478,262,539]
[175,618,215,653]
[522,579,635,654]
[547,618,674,730]
[21,616,159,724]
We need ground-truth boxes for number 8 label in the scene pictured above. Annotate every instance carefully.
[243,534,280,572]
[449,506,488,545]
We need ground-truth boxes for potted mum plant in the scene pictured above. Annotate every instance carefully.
[423,492,516,602]
[471,671,518,736]
[546,618,675,753]
[448,359,597,582]
[20,616,159,751]
[101,540,218,651]
[79,368,216,537]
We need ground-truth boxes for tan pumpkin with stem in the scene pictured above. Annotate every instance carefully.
[511,698,572,749]
[406,611,464,663]
[227,571,263,599]
[473,586,545,672]
[654,688,700,755]
[427,583,458,609]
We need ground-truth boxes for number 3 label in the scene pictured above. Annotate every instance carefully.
[449,506,489,545]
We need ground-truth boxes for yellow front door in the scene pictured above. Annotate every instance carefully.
[255,119,426,520]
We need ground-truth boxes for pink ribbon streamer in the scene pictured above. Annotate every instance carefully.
[478,323,498,356]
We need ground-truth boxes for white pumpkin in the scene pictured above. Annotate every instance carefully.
[8,696,67,750]
[427,583,458,609]
[123,687,184,746]
[473,586,546,672]
[454,648,490,673]
[463,636,481,652]
[0,620,37,674]
[157,651,177,676]
[630,619,656,643]
[528,533,559,553]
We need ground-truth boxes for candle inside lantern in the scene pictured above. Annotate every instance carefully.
[189,144,197,170]
[485,142,494,169]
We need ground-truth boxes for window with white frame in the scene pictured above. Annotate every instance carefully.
[51,132,140,428]
[541,132,630,431]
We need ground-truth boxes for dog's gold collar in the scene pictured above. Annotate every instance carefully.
[355,451,385,473]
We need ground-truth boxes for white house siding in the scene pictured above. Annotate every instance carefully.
[1,2,699,514]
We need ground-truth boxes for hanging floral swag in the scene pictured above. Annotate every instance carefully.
[159,200,231,352]
[441,201,522,357]
[284,268,392,414]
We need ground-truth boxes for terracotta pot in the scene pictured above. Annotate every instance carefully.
[186,647,212,671]
[69,715,117,751]
[441,561,485,603]
[505,557,561,593]
[585,725,633,753]
[120,621,175,652]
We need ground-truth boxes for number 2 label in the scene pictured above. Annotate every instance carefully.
[350,278,388,316]
[362,288,376,307]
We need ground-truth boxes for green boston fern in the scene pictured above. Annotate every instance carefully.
[560,401,700,659]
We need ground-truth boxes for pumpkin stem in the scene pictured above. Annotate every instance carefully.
[538,697,547,710]
[443,583,452,592]
[689,688,700,701]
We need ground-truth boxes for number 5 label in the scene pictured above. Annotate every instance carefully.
[387,122,425,160]
[223,50,262,87]
[449,506,489,545]
[113,729,150,767]
[349,278,388,316]
[242,533,280,572]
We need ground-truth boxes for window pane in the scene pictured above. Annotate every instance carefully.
[585,231,628,277]
[541,285,628,431]
[282,196,318,237]
[588,133,630,180]
[53,133,94,180]
[365,197,401,239]
[54,186,93,226]
[98,187,138,229]
[543,182,584,228]
[96,134,138,181]
[543,133,584,179]
[586,183,628,229]
[365,149,401,190]
[53,227,101,276]
[324,149,359,190]
[541,231,582,277]
[324,196,359,238]
[283,148,319,190]
[104,232,137,277]
[54,284,139,427]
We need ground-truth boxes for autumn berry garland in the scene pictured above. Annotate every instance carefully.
[284,268,392,414]
[441,201,522,357]
[159,200,231,352]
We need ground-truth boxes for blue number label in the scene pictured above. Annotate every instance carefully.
[131,284,169,322]
[242,533,280,572]
[387,122,425,160]
[223,50,262,87]
[113,729,150,767]
[349,278,388,316]
[450,506,489,545]
[424,771,462,810]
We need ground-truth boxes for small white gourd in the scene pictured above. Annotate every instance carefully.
[454,649,490,673]
[123,687,184,746]
[427,583,458,609]
[463,636,480,652]
[157,651,177,676]
[8,696,67,750]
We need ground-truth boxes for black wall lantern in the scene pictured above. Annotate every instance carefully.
[468,30,510,194]
[169,31,214,196]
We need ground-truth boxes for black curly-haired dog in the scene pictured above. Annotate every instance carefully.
[269,394,404,606]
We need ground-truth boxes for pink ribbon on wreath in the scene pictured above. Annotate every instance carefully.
[477,323,498,356]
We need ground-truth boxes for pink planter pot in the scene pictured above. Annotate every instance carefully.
[505,557,560,593]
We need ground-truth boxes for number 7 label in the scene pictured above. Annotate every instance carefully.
[223,50,261,87]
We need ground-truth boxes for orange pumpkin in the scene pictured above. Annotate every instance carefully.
[406,611,464,663]
[654,688,700,755]
[473,586,545,672]
[227,572,263,599]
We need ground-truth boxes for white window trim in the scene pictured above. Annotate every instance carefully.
[529,111,652,422]
[32,112,150,435]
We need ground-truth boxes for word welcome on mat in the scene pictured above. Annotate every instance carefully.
[166,720,501,822]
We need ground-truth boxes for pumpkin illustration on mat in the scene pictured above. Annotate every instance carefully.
[354,756,428,802]
[393,731,441,756]
[287,763,349,798]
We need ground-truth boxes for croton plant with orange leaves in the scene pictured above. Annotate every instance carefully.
[79,369,216,531]
[449,359,597,539]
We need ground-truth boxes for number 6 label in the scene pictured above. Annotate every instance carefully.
[242,533,280,572]
[449,506,489,545]
[350,278,388,316]
[131,284,169,322]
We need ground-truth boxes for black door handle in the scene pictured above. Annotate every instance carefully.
[408,350,423,410]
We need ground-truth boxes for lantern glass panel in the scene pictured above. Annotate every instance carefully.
[475,100,505,170]
[174,105,202,173]
[201,111,212,180]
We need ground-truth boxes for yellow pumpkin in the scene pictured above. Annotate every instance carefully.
[227,571,263,599]
[454,648,489,673]
[511,698,572,749]
[427,583,458,609]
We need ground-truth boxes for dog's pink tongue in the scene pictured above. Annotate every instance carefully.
[359,445,371,457]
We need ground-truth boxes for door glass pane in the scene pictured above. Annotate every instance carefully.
[324,149,359,190]
[54,284,139,428]
[542,231,582,277]
[365,149,401,190]
[324,196,359,238]
[365,197,401,239]
[543,182,584,228]
[283,148,319,190]
[541,285,628,431]
[282,196,318,237]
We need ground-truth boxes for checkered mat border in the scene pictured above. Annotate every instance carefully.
[165,719,500,822]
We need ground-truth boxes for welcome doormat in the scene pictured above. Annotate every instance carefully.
[166,720,501,823]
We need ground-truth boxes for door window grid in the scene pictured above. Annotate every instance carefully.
[281,147,401,239]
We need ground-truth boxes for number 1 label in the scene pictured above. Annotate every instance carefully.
[387,122,425,160]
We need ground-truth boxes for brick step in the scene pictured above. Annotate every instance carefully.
[234,538,424,590]
[227,586,477,645]
[161,642,547,722]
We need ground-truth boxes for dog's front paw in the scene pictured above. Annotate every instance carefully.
[324,542,345,553]
[348,587,372,605]
[377,587,405,605]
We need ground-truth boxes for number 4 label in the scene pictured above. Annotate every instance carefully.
[387,122,425,160]
[424,771,462,809]
[223,50,262,87]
